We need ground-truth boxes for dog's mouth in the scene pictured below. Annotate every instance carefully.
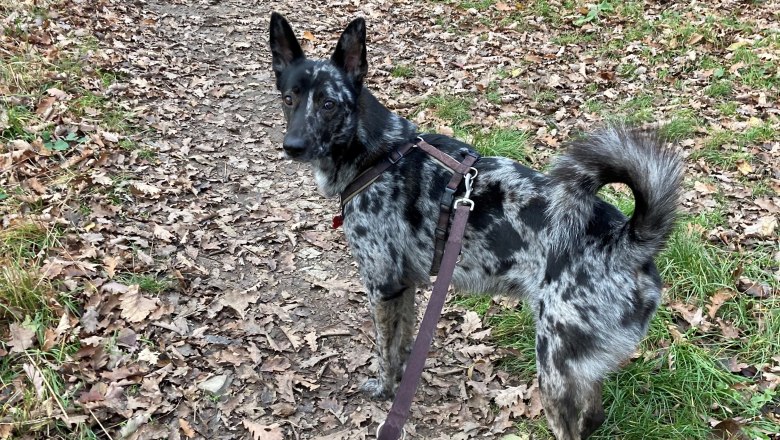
[282,147,312,162]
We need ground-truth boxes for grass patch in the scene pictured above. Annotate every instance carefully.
[423,94,473,126]
[705,79,733,98]
[658,223,736,301]
[472,128,530,162]
[618,94,655,123]
[660,111,698,142]
[116,273,171,295]
[717,101,738,116]
[391,64,414,78]
[459,0,493,11]
[599,329,768,439]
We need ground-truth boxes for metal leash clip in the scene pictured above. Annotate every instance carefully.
[454,167,478,211]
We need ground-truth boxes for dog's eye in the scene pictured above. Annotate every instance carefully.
[283,95,293,106]
[322,99,336,111]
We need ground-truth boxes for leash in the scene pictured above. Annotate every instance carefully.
[376,150,479,440]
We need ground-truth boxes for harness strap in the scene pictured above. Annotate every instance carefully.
[421,142,479,275]
[340,142,417,209]
[339,138,480,275]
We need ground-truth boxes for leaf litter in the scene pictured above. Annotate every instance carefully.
[1,0,778,438]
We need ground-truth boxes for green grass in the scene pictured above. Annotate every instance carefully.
[117,273,170,295]
[423,94,473,125]
[472,128,530,162]
[618,94,655,123]
[717,101,738,116]
[459,0,493,11]
[533,89,557,104]
[391,64,414,78]
[0,3,141,438]
[0,104,35,141]
[660,111,698,142]
[705,79,733,98]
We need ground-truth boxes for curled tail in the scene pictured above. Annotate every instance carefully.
[546,126,683,263]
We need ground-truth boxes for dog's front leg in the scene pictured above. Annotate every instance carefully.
[361,286,416,399]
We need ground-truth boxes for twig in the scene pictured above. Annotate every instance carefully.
[23,352,69,423]
[88,407,114,440]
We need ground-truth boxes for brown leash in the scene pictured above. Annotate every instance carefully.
[377,190,475,440]
[375,144,478,440]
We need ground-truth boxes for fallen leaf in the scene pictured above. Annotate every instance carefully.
[119,285,159,323]
[711,418,749,439]
[495,2,513,12]
[735,160,752,175]
[743,216,777,238]
[243,420,283,440]
[706,289,734,319]
[8,323,36,353]
[23,363,45,398]
[179,418,196,438]
[198,374,230,394]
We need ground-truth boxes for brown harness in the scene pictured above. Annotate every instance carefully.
[336,138,480,440]
[338,138,480,275]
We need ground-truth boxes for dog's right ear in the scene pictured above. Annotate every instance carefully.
[269,12,305,83]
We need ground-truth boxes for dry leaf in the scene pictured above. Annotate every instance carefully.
[8,323,36,353]
[743,216,777,237]
[735,160,752,175]
[243,420,283,440]
[23,363,45,398]
[495,2,513,12]
[179,418,196,438]
[119,285,159,323]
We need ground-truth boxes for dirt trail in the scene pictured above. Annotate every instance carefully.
[117,0,513,438]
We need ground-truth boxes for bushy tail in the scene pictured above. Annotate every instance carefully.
[546,126,683,263]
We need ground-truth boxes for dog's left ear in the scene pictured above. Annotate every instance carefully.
[331,17,368,89]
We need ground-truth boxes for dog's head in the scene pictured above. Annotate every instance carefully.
[269,13,367,162]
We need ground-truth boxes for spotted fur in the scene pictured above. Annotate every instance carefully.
[270,12,683,440]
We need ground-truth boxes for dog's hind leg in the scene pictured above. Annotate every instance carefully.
[361,286,416,399]
[535,321,606,439]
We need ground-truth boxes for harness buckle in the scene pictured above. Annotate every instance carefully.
[388,149,403,164]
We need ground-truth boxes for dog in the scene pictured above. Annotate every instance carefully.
[269,12,682,440]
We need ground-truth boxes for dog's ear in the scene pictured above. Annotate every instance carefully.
[269,12,305,83]
[331,17,368,89]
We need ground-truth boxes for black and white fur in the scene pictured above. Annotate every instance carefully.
[270,13,682,440]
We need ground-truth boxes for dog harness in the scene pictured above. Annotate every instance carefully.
[336,137,480,440]
[337,137,480,275]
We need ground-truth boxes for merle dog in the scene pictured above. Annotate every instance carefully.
[269,12,682,440]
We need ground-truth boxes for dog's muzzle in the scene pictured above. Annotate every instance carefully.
[282,136,307,158]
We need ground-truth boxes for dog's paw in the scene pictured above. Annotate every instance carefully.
[360,378,393,400]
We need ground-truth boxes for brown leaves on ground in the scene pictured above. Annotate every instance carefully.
[2,0,779,438]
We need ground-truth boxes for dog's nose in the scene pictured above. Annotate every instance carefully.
[283,136,306,157]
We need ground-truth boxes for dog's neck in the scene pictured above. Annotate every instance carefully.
[313,87,417,198]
